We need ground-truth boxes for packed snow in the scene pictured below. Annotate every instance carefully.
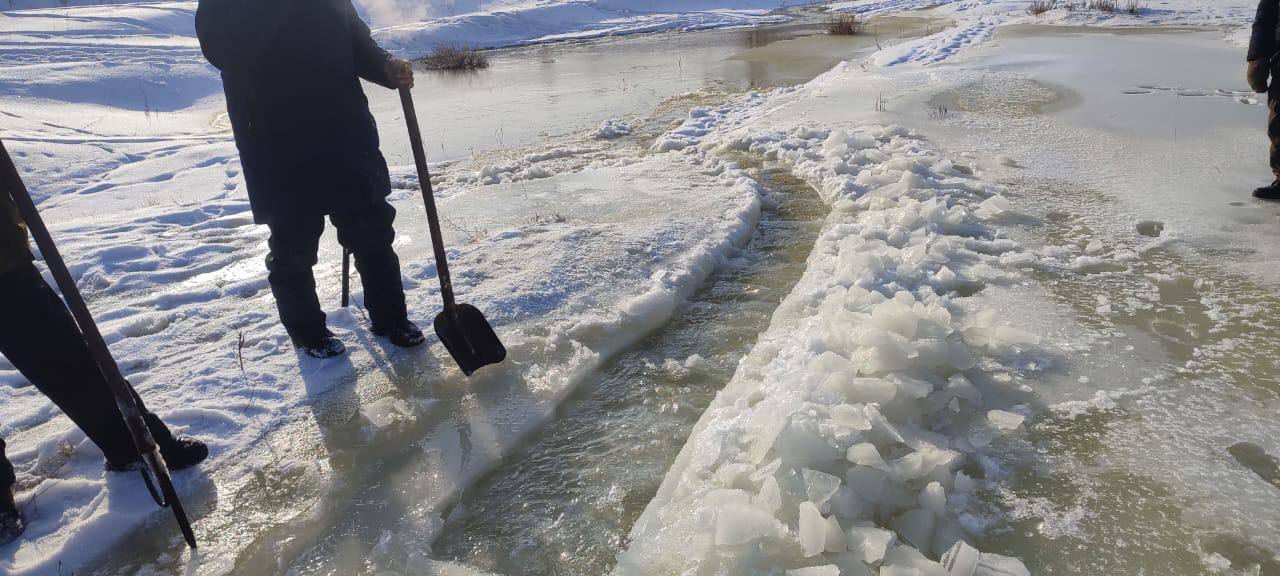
[2,0,1279,573]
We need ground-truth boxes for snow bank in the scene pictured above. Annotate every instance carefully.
[618,88,1033,574]
[370,1,789,55]
[0,146,763,574]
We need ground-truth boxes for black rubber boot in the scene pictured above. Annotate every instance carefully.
[371,319,426,348]
[0,488,25,545]
[292,329,347,359]
[1254,180,1280,200]
[106,436,209,473]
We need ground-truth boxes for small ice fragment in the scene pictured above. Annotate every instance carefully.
[946,374,980,401]
[804,468,844,505]
[831,403,872,430]
[920,482,947,517]
[848,443,891,471]
[969,425,996,447]
[940,541,1031,576]
[988,410,1025,431]
[1203,552,1231,573]
[847,525,895,564]
[1084,240,1105,255]
[994,154,1017,167]
[799,502,827,557]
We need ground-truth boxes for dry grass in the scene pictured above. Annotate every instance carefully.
[1124,0,1141,14]
[1088,0,1117,12]
[826,14,863,36]
[420,44,490,71]
[1027,0,1055,15]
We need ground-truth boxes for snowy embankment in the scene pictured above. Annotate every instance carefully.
[619,79,1033,575]
[369,0,791,56]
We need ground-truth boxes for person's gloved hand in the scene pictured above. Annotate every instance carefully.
[1249,59,1271,93]
[384,58,414,89]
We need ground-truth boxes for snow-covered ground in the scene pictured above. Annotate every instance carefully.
[2,0,1278,574]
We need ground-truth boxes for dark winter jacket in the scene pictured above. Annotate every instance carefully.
[195,0,398,225]
[1251,0,1279,64]
[0,184,33,277]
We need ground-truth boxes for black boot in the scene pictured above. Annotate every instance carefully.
[371,319,426,348]
[0,488,25,545]
[292,328,346,359]
[1254,180,1280,200]
[106,436,209,473]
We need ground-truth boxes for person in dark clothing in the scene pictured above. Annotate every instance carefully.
[195,0,426,357]
[1250,0,1280,199]
[0,184,208,545]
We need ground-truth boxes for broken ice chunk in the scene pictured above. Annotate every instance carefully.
[883,544,948,576]
[804,468,844,506]
[831,403,873,431]
[940,541,1031,576]
[799,501,827,557]
[824,514,847,553]
[715,503,785,546]
[848,443,891,471]
[360,397,416,439]
[756,475,783,514]
[845,378,898,404]
[846,525,895,564]
[920,482,947,517]
[987,410,1025,431]
[788,566,841,576]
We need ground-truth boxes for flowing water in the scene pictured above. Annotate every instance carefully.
[369,13,947,165]
[429,163,826,575]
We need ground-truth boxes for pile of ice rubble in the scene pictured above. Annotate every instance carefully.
[618,111,1037,575]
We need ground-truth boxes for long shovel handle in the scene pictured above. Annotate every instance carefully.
[340,248,351,308]
[399,87,457,311]
[0,139,197,549]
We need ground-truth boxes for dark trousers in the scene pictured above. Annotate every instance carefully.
[266,200,407,339]
[1269,88,1280,178]
[0,263,173,488]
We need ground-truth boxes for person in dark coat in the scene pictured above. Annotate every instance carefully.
[1250,0,1280,199]
[195,0,425,357]
[0,182,208,545]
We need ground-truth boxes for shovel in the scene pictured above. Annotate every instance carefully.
[0,139,197,548]
[399,87,506,376]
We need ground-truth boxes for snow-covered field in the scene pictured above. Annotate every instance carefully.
[2,0,1278,574]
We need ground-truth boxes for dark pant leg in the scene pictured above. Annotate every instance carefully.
[331,201,407,326]
[0,438,13,491]
[0,263,172,465]
[266,212,327,340]
[1269,88,1280,179]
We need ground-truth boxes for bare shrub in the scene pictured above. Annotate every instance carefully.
[1124,0,1141,14]
[827,14,862,36]
[421,44,490,71]
[1027,0,1055,16]
[1088,0,1117,12]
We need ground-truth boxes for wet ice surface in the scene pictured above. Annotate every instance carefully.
[430,164,826,575]
[904,27,1280,574]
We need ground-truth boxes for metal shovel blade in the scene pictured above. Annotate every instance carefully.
[434,303,507,376]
